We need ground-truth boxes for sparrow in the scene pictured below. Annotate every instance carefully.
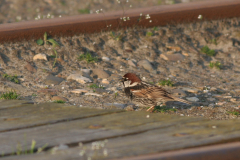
[120,73,190,111]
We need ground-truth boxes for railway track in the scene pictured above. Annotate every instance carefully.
[0,0,240,43]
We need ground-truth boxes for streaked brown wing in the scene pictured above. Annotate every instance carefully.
[131,86,174,100]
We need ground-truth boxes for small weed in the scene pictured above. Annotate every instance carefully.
[32,94,37,97]
[146,31,153,37]
[158,80,174,87]
[88,84,104,89]
[209,61,222,70]
[209,38,217,45]
[153,26,158,31]
[53,100,66,103]
[15,140,48,155]
[3,74,19,84]
[114,92,118,99]
[110,31,122,41]
[201,46,215,56]
[36,32,59,67]
[0,91,19,100]
[149,82,155,85]
[78,8,90,14]
[78,52,98,63]
[152,106,177,113]
[227,111,240,116]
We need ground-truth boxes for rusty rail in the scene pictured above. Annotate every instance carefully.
[114,142,240,160]
[0,0,240,43]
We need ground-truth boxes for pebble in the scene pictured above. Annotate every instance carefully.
[102,79,110,84]
[104,103,127,109]
[51,96,68,102]
[33,53,48,61]
[44,74,64,85]
[70,89,89,94]
[85,93,102,97]
[160,53,185,62]
[67,74,92,84]
[102,57,110,61]
[137,59,154,71]
[81,69,91,75]
[37,89,57,95]
[24,62,37,73]
[128,60,137,67]
[207,98,216,101]
[186,97,199,102]
[172,89,187,97]
[181,87,199,93]
[92,69,110,79]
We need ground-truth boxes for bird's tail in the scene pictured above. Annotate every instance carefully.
[173,97,191,105]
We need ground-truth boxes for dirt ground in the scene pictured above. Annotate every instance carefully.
[0,0,240,120]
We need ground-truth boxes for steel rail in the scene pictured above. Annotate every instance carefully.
[0,0,240,43]
[113,142,240,160]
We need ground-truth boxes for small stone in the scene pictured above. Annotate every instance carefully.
[85,93,102,97]
[102,57,110,61]
[102,79,110,84]
[128,60,137,67]
[137,59,154,71]
[104,103,126,109]
[172,89,187,97]
[92,69,110,79]
[181,87,199,93]
[70,89,89,94]
[67,74,92,84]
[207,98,216,101]
[125,104,136,111]
[166,46,181,51]
[81,69,91,75]
[24,62,37,73]
[37,89,57,95]
[33,53,47,61]
[160,53,185,62]
[57,144,69,150]
[186,97,199,102]
[51,96,68,102]
[44,74,64,85]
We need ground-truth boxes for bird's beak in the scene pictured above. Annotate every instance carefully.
[119,78,124,82]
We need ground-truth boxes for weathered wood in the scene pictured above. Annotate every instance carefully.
[0,102,123,132]
[0,111,201,155]
[0,100,31,109]
[2,116,240,160]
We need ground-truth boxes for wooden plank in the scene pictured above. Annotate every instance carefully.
[0,112,202,155]
[0,102,123,132]
[0,100,32,109]
[2,117,240,160]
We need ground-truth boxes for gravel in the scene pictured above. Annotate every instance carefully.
[0,0,239,120]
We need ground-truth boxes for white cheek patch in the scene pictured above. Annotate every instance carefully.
[124,81,139,88]
[123,80,131,87]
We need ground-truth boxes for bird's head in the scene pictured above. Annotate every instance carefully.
[120,73,141,88]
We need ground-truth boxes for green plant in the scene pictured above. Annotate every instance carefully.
[15,140,48,156]
[146,31,153,37]
[152,106,177,113]
[36,32,59,67]
[209,61,222,70]
[158,80,174,87]
[209,38,217,45]
[78,52,98,63]
[53,100,66,103]
[3,74,19,84]
[227,111,240,116]
[78,8,90,14]
[0,91,19,100]
[110,31,122,41]
[88,84,104,89]
[114,92,118,99]
[201,46,215,56]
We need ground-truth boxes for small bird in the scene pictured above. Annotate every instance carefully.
[120,73,190,111]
